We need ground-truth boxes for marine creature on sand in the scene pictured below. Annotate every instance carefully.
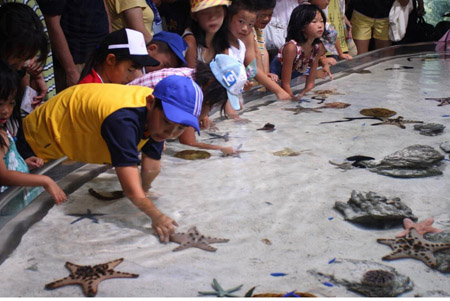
[257,123,275,131]
[66,209,106,224]
[284,102,350,115]
[370,116,423,129]
[169,226,229,252]
[88,188,124,200]
[273,148,310,157]
[174,150,211,160]
[396,218,443,238]
[377,228,450,268]
[45,258,138,297]
[198,279,243,297]
[425,97,450,106]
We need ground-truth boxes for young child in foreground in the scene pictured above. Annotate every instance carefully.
[0,60,66,214]
[277,4,328,100]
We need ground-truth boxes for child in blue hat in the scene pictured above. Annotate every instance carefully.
[22,76,203,242]
[145,31,188,73]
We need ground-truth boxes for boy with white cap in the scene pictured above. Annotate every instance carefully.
[22,76,203,242]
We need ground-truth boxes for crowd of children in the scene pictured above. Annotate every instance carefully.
[2,0,422,241]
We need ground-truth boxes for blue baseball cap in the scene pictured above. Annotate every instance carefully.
[151,31,188,66]
[152,75,203,133]
[210,54,247,110]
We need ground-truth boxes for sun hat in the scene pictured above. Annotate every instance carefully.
[190,0,231,13]
[152,75,203,133]
[151,31,188,66]
[209,54,247,110]
[105,28,159,67]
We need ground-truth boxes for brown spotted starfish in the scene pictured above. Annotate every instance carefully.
[396,217,443,238]
[370,116,423,129]
[283,105,323,115]
[377,228,450,268]
[425,97,450,106]
[169,226,229,252]
[45,258,138,297]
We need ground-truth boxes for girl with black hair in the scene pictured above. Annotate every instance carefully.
[182,0,231,68]
[278,4,328,100]
[0,60,66,214]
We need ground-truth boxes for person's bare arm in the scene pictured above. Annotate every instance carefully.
[140,153,161,192]
[43,14,80,87]
[279,43,297,99]
[183,33,198,68]
[115,165,178,242]
[178,127,236,155]
[122,6,153,43]
[242,33,290,100]
[398,0,409,6]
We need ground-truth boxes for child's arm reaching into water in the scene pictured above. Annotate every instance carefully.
[0,134,67,205]
[178,127,237,156]
[280,42,299,99]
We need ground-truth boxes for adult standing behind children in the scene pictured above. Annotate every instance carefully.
[347,0,409,54]
[37,0,110,91]
[105,0,156,43]
[22,75,203,242]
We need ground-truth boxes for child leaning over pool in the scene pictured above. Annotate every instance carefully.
[0,60,66,215]
[21,75,203,242]
[128,54,248,192]
[275,4,329,100]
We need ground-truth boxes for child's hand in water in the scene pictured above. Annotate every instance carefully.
[43,176,67,205]
[220,146,237,156]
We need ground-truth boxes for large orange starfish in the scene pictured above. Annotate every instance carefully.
[396,217,443,238]
[45,258,138,297]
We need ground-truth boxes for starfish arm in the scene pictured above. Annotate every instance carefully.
[198,290,220,296]
[377,238,396,247]
[204,237,230,244]
[104,258,124,269]
[212,278,224,292]
[65,261,84,273]
[70,217,84,224]
[194,242,217,252]
[395,229,409,238]
[45,276,82,290]
[226,284,244,294]
[172,242,193,252]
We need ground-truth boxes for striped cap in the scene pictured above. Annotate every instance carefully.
[190,0,231,12]
[153,75,203,134]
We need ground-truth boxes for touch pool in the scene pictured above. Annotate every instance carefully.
[0,44,449,297]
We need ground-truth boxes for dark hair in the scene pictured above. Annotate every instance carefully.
[0,3,48,67]
[190,5,230,55]
[228,0,258,17]
[193,61,227,115]
[286,4,326,45]
[0,60,19,149]
[79,35,141,82]
[147,40,183,67]
[257,0,276,10]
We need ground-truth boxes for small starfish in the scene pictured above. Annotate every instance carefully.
[67,209,106,224]
[283,105,323,115]
[370,116,423,129]
[169,226,229,252]
[396,218,443,238]
[206,132,230,142]
[198,278,243,297]
[425,97,450,106]
[45,258,139,297]
[377,228,450,268]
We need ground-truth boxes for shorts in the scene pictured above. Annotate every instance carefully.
[351,10,390,41]
[141,138,164,160]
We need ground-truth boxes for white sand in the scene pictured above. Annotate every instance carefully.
[0,53,449,297]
